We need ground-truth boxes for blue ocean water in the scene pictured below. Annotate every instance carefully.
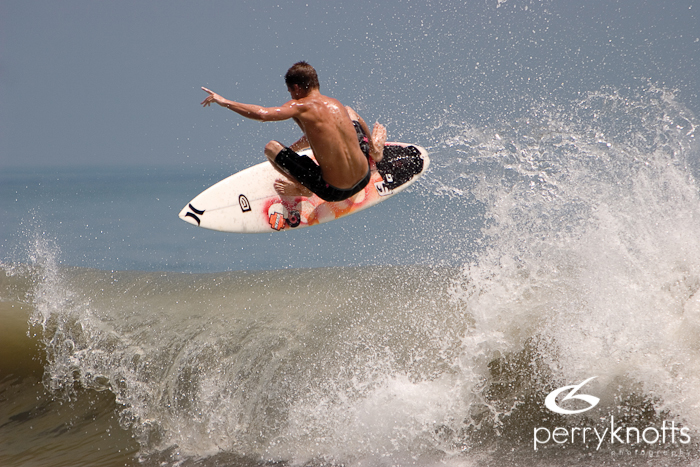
[1,162,468,273]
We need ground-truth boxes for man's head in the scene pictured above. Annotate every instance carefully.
[285,61,320,94]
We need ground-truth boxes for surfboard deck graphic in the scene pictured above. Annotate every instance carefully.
[179,142,429,233]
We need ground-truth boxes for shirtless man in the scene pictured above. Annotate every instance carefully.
[201,61,386,201]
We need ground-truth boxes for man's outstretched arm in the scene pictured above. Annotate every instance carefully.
[201,87,300,122]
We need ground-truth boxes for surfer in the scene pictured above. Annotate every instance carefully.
[201,61,386,201]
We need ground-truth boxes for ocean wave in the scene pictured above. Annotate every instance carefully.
[3,85,700,466]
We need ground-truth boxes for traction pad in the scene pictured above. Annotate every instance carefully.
[376,145,424,190]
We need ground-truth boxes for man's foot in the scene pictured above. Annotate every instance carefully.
[371,122,387,162]
[274,178,313,197]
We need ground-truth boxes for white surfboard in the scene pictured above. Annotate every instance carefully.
[178,142,429,233]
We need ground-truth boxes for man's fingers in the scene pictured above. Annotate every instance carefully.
[201,87,216,106]
[201,87,211,107]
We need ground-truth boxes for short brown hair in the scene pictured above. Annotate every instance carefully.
[285,61,320,90]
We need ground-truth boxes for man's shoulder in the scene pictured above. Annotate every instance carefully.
[295,94,343,118]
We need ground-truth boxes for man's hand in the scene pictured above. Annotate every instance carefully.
[201,87,226,107]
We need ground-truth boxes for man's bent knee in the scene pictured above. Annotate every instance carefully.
[264,140,284,162]
[345,106,360,121]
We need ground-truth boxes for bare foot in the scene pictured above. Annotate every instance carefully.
[371,122,387,162]
[274,178,313,197]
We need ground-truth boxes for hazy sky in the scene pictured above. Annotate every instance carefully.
[1,0,698,170]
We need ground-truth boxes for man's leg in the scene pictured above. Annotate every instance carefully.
[345,107,386,162]
[264,141,313,197]
[264,140,290,176]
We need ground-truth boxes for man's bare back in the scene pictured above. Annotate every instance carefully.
[201,62,386,201]
[267,88,369,189]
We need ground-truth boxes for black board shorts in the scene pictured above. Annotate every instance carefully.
[273,121,371,202]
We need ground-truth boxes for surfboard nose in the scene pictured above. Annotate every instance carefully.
[179,204,201,226]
